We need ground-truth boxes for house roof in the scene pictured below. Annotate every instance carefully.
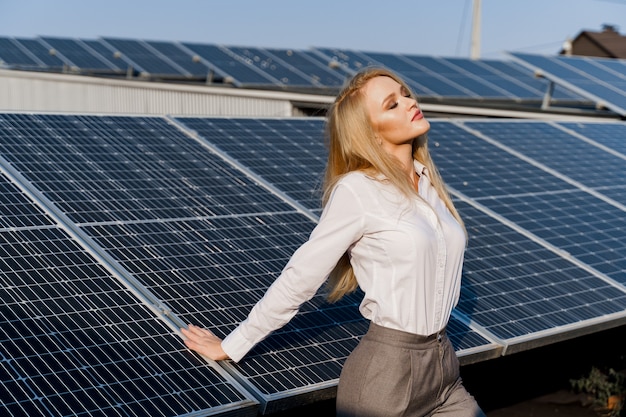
[561,25,626,58]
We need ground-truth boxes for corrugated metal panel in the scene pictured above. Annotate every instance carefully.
[0,69,332,116]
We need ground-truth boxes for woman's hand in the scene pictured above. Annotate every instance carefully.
[180,324,230,361]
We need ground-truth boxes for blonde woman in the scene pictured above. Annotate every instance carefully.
[182,67,485,417]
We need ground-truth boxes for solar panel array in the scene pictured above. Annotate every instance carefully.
[510,52,626,116]
[1,111,625,416]
[0,35,594,107]
[312,48,584,102]
[0,166,258,417]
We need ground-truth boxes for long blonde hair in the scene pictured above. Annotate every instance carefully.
[323,67,465,303]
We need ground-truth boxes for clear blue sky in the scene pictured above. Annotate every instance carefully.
[0,0,625,59]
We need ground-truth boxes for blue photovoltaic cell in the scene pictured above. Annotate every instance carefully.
[312,47,588,103]
[0,114,291,224]
[396,54,508,99]
[467,59,585,102]
[456,201,626,339]
[510,52,626,115]
[175,117,328,213]
[345,51,441,97]
[0,174,257,417]
[446,316,492,354]
[442,58,538,99]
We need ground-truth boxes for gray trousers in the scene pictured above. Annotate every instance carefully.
[336,322,485,417]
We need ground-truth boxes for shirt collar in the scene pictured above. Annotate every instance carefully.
[413,160,429,178]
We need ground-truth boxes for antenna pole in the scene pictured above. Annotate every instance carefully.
[470,0,482,59]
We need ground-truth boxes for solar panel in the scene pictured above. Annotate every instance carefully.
[223,46,319,87]
[509,52,626,115]
[12,38,67,68]
[2,111,625,414]
[81,39,130,71]
[100,38,188,77]
[39,37,122,72]
[181,43,275,86]
[0,113,506,412]
[558,121,626,156]
[478,59,585,102]
[0,114,366,412]
[0,170,258,417]
[455,200,626,345]
[463,120,626,200]
[312,47,376,73]
[174,117,328,213]
[264,48,347,88]
[0,37,42,68]
[311,48,588,103]
[430,120,626,287]
[378,53,508,99]
[143,40,212,78]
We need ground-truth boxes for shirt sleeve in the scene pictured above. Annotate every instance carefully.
[221,179,366,362]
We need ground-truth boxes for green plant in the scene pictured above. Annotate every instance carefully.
[570,367,626,417]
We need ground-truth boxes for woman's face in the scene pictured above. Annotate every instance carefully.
[363,75,430,152]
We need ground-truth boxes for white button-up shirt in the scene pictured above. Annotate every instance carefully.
[221,161,467,362]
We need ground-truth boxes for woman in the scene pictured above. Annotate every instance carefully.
[181,67,485,417]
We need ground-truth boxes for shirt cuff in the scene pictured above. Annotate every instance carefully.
[221,329,255,363]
